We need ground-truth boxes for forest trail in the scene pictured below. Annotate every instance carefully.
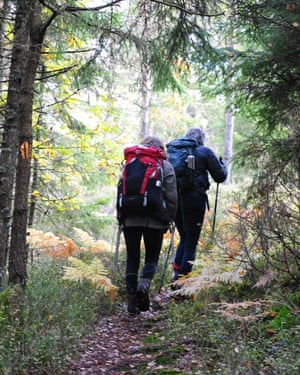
[68,308,152,374]
[67,294,188,374]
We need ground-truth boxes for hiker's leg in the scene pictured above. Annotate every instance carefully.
[173,199,185,274]
[141,227,164,279]
[123,226,143,293]
[173,236,185,280]
[123,226,143,314]
[179,194,206,275]
[137,228,163,311]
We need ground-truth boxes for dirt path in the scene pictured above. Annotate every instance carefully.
[67,296,173,375]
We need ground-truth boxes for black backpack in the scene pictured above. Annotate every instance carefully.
[117,145,171,224]
[166,137,198,190]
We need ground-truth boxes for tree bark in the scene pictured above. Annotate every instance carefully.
[223,109,234,183]
[0,0,10,93]
[28,156,38,227]
[8,0,45,285]
[139,0,151,139]
[0,0,31,289]
[223,2,235,184]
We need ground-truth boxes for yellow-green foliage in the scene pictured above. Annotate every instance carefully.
[63,257,118,300]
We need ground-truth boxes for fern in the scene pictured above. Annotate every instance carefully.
[72,227,111,252]
[211,300,278,322]
[172,266,245,297]
[63,257,118,300]
[27,228,79,259]
[252,269,276,289]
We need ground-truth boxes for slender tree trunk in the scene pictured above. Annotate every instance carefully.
[139,0,151,139]
[140,59,150,138]
[223,2,235,184]
[0,0,10,94]
[0,0,31,289]
[8,0,45,285]
[223,109,234,183]
[28,156,38,227]
[28,64,46,227]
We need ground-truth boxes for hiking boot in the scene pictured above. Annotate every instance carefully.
[170,283,182,291]
[171,269,179,282]
[127,293,140,315]
[137,278,150,311]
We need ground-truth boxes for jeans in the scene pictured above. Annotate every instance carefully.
[123,226,164,294]
[174,191,207,276]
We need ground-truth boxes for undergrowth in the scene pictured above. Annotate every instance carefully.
[0,225,299,374]
[0,261,115,375]
[107,238,300,374]
[140,288,300,374]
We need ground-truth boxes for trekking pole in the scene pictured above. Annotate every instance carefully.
[114,224,123,269]
[158,222,175,293]
[212,183,219,238]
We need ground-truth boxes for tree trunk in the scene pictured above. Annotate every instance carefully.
[223,110,234,184]
[139,0,151,139]
[0,0,31,289]
[8,0,45,285]
[140,59,151,139]
[0,0,10,93]
[28,156,38,227]
[223,2,235,184]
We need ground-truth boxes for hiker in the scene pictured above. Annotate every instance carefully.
[168,128,227,282]
[117,136,177,314]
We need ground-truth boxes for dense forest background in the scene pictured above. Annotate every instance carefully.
[0,1,299,374]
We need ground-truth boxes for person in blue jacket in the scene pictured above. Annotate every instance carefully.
[171,127,228,282]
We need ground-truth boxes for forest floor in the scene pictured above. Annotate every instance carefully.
[67,292,196,375]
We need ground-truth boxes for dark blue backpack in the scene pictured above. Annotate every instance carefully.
[166,137,199,190]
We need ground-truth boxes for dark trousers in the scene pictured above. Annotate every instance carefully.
[174,192,207,275]
[123,226,164,294]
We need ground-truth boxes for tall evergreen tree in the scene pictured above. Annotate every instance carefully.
[0,0,126,288]
[0,0,33,288]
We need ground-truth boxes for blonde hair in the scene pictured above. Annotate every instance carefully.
[141,136,165,151]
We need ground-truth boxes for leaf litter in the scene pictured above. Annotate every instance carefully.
[67,293,196,374]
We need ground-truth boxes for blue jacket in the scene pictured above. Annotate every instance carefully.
[187,145,227,193]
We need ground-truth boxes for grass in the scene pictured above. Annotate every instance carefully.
[136,290,300,375]
[0,260,115,375]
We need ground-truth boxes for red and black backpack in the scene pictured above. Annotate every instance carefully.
[117,145,171,224]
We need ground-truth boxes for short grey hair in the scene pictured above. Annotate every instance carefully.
[185,128,205,145]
